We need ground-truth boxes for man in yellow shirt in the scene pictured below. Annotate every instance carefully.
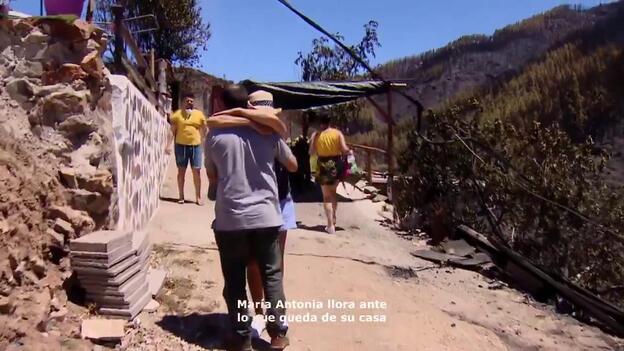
[169,93,207,205]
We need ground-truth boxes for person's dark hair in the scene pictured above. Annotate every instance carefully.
[183,93,195,99]
[319,114,331,127]
[222,84,248,109]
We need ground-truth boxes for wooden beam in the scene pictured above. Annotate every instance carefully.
[118,23,158,91]
[347,143,387,154]
[86,0,96,22]
[457,225,624,336]
[122,55,157,105]
[365,96,393,124]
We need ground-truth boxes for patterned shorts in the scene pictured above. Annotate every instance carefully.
[317,156,345,185]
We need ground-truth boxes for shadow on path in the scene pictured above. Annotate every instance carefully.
[297,223,345,234]
[292,182,354,203]
[156,313,275,350]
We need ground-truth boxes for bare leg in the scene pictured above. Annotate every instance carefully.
[247,260,264,315]
[331,184,338,225]
[321,185,335,233]
[177,167,186,203]
[192,168,203,205]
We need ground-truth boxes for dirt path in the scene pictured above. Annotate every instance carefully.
[128,157,621,350]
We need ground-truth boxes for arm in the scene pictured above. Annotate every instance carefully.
[276,138,298,173]
[204,140,217,180]
[167,123,177,154]
[308,132,318,156]
[204,141,218,200]
[200,113,208,142]
[207,115,274,135]
[338,131,351,155]
[214,108,287,137]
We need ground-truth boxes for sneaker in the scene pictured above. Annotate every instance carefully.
[270,335,290,350]
[251,314,266,339]
[325,226,336,234]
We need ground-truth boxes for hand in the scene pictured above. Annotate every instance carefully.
[165,146,172,155]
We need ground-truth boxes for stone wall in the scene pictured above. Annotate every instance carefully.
[109,75,169,232]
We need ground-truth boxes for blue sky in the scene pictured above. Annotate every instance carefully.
[12,0,610,82]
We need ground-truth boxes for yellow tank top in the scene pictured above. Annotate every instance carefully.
[316,128,342,157]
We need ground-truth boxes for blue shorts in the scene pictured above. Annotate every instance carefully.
[279,195,297,231]
[174,144,202,169]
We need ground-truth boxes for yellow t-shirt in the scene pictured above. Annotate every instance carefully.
[316,128,342,157]
[170,109,206,146]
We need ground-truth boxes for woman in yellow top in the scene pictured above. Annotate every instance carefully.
[309,115,351,234]
[169,93,207,205]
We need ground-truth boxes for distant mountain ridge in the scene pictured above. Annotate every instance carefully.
[374,3,620,119]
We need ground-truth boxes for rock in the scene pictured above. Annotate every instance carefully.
[80,51,104,80]
[6,78,35,105]
[36,89,87,125]
[42,64,88,85]
[58,167,78,189]
[49,307,67,322]
[34,83,66,98]
[1,45,16,62]
[47,229,65,247]
[0,218,9,234]
[40,42,76,66]
[53,218,75,237]
[47,206,95,237]
[372,194,388,203]
[13,20,34,37]
[58,115,97,137]
[71,79,88,91]
[71,135,104,168]
[73,20,95,40]
[29,256,47,278]
[81,319,126,342]
[77,169,114,195]
[0,296,15,314]
[22,29,50,45]
[86,39,101,52]
[13,60,43,79]
[18,288,52,332]
[65,188,109,216]
[143,299,160,313]
[363,186,379,195]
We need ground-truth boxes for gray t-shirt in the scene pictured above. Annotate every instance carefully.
[204,127,294,231]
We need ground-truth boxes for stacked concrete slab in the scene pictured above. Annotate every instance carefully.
[70,230,152,319]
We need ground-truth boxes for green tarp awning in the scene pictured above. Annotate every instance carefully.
[240,80,390,110]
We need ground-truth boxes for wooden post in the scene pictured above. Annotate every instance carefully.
[86,0,96,22]
[386,91,394,177]
[366,149,373,184]
[386,90,395,203]
[111,5,124,75]
[150,49,156,80]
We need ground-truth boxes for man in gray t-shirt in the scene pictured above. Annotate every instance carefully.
[205,128,295,231]
[204,84,296,351]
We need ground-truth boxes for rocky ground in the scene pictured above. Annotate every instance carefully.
[0,17,115,350]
